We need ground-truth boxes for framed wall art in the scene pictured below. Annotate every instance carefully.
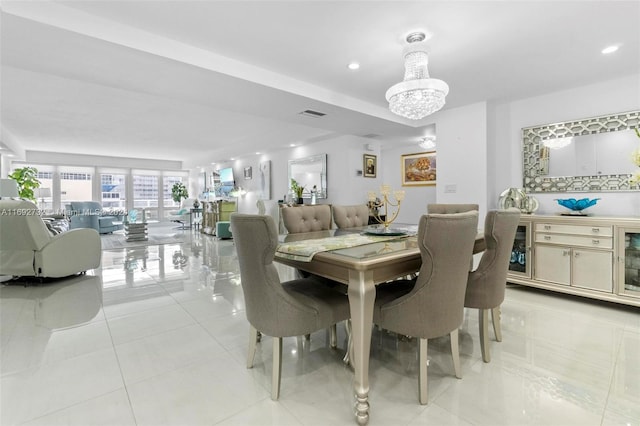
[401,151,437,186]
[363,154,377,178]
[244,166,252,180]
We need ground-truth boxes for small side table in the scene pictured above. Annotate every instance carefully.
[124,221,148,242]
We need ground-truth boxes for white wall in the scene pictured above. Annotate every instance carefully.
[380,102,489,224]
[491,73,640,216]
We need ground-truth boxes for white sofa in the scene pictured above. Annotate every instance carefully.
[0,199,101,278]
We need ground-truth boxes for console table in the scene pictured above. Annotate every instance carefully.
[507,214,640,307]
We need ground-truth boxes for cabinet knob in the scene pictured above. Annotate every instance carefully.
[544,225,551,230]
[592,227,600,233]
[592,239,600,245]
[563,250,570,256]
[544,235,551,240]
[574,252,580,257]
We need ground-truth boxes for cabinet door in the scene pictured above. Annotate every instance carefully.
[618,227,640,298]
[508,223,531,278]
[572,250,613,293]
[534,245,570,285]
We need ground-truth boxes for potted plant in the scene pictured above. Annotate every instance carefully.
[171,182,189,205]
[8,166,40,202]
[290,179,305,204]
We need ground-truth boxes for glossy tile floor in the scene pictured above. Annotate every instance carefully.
[2,224,639,426]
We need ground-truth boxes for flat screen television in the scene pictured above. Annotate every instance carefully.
[218,167,235,197]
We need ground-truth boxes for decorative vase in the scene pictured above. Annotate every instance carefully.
[296,197,304,205]
[193,200,200,208]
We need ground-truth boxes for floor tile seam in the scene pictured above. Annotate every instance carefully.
[0,294,30,363]
[600,328,625,425]
[103,294,192,322]
[108,317,201,347]
[102,309,142,426]
[118,348,222,388]
[12,387,133,426]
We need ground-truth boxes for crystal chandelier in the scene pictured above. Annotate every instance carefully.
[386,32,449,120]
[419,135,436,150]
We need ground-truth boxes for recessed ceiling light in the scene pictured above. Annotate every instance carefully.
[289,143,296,147]
[348,62,360,70]
[255,152,260,155]
[602,45,619,54]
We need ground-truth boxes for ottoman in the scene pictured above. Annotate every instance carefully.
[216,221,233,239]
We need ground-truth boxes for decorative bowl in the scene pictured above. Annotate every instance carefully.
[556,198,600,215]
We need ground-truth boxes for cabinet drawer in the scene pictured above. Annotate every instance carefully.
[535,223,612,237]
[535,233,613,249]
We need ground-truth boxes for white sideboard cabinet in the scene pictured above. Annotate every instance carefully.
[507,215,640,307]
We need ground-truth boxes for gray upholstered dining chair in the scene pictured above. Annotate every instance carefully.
[464,208,520,363]
[332,204,370,229]
[230,213,350,400]
[281,204,332,233]
[427,203,479,214]
[373,211,479,405]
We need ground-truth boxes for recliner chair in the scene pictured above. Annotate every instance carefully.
[0,199,101,278]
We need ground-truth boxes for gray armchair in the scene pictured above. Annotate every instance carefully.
[464,209,520,363]
[373,211,479,404]
[0,200,101,278]
[332,204,369,228]
[230,213,350,400]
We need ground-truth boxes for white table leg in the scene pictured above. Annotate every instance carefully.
[348,269,376,425]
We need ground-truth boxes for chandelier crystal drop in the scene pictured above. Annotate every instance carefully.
[386,32,449,120]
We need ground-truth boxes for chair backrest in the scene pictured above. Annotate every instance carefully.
[427,203,479,214]
[230,213,321,337]
[465,209,521,309]
[332,204,369,228]
[0,199,53,276]
[378,211,479,339]
[281,204,332,233]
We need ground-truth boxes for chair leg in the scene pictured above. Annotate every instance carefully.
[247,325,258,369]
[304,334,311,341]
[479,309,491,363]
[450,329,462,379]
[272,337,282,400]
[330,324,337,349]
[491,306,502,342]
[418,338,428,404]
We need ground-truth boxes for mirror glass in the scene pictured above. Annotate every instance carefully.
[288,154,327,199]
[540,130,638,177]
[523,110,639,192]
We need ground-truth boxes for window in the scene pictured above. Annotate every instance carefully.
[60,166,93,203]
[100,171,126,209]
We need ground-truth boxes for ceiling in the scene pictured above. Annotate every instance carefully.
[1,1,639,168]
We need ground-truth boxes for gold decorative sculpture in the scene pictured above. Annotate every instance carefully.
[367,184,405,229]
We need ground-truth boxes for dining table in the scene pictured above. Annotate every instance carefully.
[274,224,486,425]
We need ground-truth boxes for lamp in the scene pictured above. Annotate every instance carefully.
[0,179,19,199]
[34,187,52,205]
[367,184,405,230]
[419,135,437,150]
[386,32,449,120]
